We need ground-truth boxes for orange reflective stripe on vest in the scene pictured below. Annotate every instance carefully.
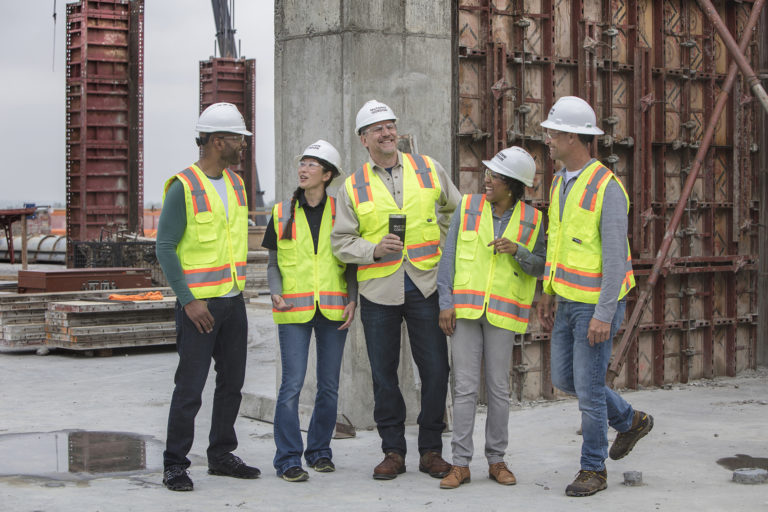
[359,251,402,271]
[407,240,439,262]
[319,291,347,310]
[515,202,539,246]
[279,292,315,313]
[462,194,486,232]
[549,175,562,203]
[184,264,233,288]
[275,201,296,239]
[404,153,435,189]
[178,167,212,215]
[453,289,485,310]
[487,294,531,323]
[224,169,247,207]
[350,164,373,205]
[579,164,612,212]
[552,264,602,293]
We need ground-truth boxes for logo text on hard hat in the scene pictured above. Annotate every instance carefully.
[370,106,388,114]
[496,153,507,161]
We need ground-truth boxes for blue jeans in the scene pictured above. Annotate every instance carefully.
[360,290,449,456]
[550,300,634,471]
[273,310,347,475]
[164,294,247,469]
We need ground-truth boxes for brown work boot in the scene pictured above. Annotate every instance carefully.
[610,410,654,460]
[565,469,607,497]
[419,451,451,478]
[488,461,517,485]
[372,452,405,480]
[439,465,471,489]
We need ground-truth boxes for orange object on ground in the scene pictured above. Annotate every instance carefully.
[108,291,165,301]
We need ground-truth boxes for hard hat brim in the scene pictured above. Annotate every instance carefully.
[540,119,604,135]
[482,159,534,187]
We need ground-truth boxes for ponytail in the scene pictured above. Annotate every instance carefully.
[280,186,303,240]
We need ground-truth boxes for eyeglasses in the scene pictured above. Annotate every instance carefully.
[544,130,564,139]
[217,134,245,143]
[299,161,323,170]
[484,169,503,180]
[365,123,396,135]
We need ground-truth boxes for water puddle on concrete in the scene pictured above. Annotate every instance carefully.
[716,454,768,471]
[0,430,163,481]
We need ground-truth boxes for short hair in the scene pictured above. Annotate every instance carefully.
[578,133,595,146]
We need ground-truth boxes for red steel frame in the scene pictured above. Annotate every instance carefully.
[455,0,762,399]
[65,0,144,263]
[199,57,265,219]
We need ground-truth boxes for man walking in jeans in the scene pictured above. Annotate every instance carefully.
[331,100,461,480]
[157,102,260,491]
[536,96,653,497]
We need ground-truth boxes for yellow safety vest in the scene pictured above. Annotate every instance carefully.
[344,153,442,282]
[543,160,635,303]
[163,165,248,299]
[272,197,348,324]
[453,194,542,333]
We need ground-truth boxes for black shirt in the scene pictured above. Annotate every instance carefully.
[262,190,327,253]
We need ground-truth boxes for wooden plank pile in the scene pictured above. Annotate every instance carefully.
[0,288,173,351]
[46,298,176,350]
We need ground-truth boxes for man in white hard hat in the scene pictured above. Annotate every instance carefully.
[157,102,260,491]
[436,146,545,490]
[331,100,461,481]
[536,96,653,497]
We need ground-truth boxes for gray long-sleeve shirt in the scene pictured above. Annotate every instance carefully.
[437,200,546,311]
[553,159,628,323]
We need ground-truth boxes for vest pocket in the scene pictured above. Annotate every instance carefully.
[182,251,216,266]
[277,239,297,266]
[458,231,478,260]
[282,276,297,292]
[194,211,218,243]
[454,270,470,286]
[423,223,440,242]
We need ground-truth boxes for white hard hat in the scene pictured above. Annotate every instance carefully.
[540,96,604,135]
[355,99,397,135]
[196,102,252,136]
[300,139,343,177]
[482,146,536,187]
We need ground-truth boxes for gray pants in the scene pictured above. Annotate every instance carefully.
[450,315,515,466]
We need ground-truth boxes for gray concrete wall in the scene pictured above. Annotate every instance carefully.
[273,0,453,429]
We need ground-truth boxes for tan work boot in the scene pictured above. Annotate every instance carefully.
[439,465,471,489]
[488,461,517,485]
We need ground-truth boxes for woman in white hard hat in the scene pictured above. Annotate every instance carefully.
[262,140,357,482]
[435,146,546,489]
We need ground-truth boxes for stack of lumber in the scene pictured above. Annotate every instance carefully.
[0,288,172,351]
[45,298,176,350]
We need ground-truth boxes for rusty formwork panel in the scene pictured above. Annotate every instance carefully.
[65,0,144,256]
[456,0,762,399]
[199,58,266,220]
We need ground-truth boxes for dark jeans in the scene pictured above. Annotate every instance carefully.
[163,293,247,469]
[360,290,449,456]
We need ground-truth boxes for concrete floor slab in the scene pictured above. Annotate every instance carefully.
[1,303,767,511]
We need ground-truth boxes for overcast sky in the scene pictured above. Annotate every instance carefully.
[0,0,275,208]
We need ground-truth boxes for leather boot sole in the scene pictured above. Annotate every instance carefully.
[373,466,405,480]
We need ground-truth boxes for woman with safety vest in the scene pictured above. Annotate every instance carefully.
[262,140,357,482]
[435,146,545,490]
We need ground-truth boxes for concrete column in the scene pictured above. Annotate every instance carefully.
[271,0,453,429]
